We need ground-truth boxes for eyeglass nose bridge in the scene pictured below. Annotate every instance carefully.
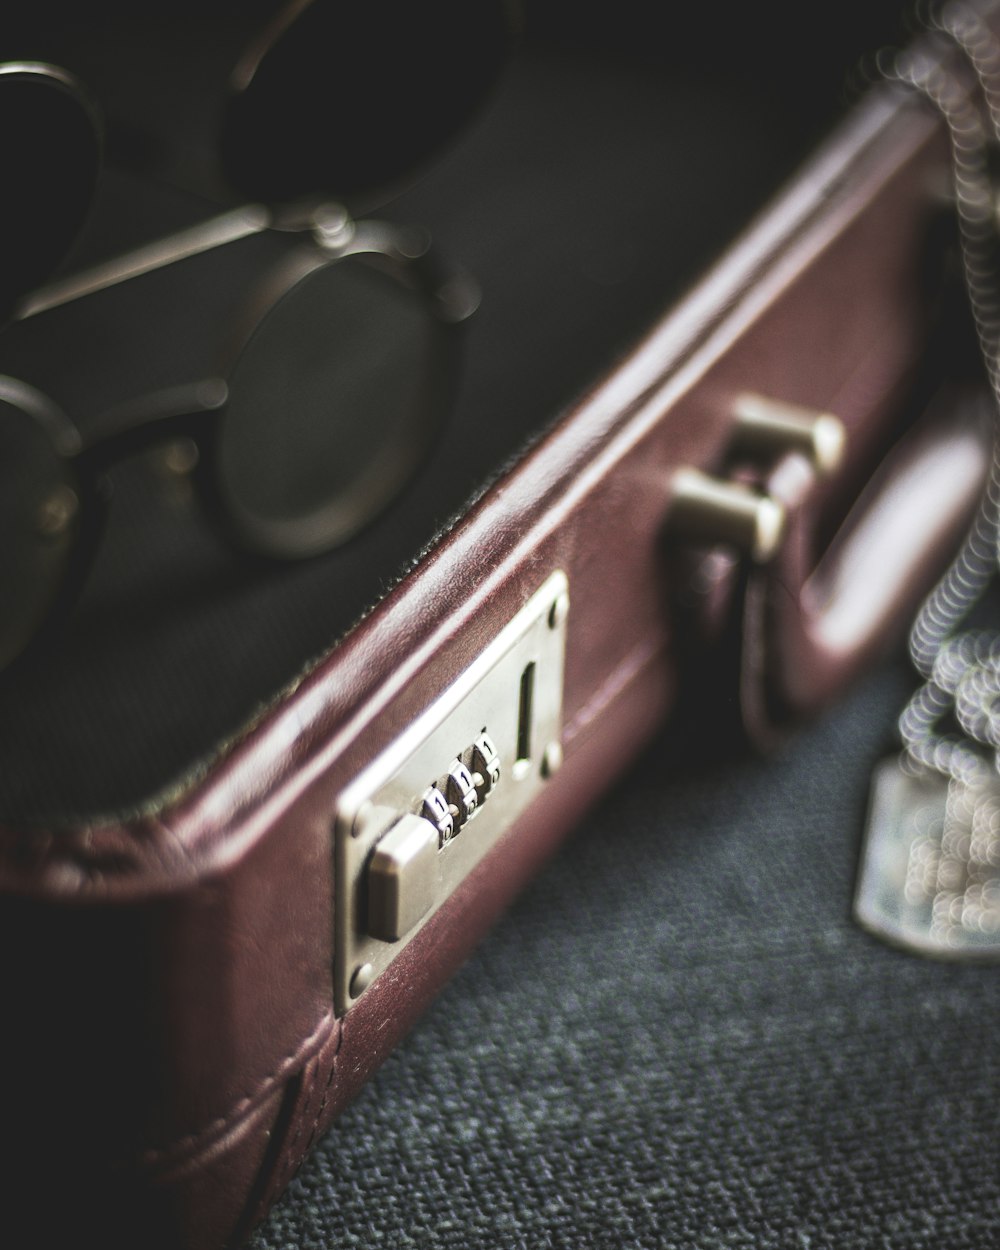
[77,378,230,477]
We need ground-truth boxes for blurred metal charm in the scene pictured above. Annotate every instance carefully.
[857,757,1000,957]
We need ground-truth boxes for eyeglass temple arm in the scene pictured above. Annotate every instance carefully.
[18,200,477,327]
[77,379,228,475]
[17,207,272,320]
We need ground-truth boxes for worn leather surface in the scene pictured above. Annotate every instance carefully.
[0,69,969,1248]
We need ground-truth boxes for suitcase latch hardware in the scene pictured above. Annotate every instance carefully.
[333,570,569,1015]
[666,394,847,563]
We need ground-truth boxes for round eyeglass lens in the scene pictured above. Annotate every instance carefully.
[220,0,514,204]
[0,385,80,670]
[0,64,101,317]
[216,253,452,557]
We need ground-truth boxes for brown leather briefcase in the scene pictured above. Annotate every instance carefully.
[0,2,994,1246]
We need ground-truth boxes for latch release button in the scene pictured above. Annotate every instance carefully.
[367,813,440,943]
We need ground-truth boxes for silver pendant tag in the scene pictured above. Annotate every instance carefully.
[855,756,1000,958]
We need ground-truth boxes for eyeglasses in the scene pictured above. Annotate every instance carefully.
[0,204,477,672]
[0,61,101,318]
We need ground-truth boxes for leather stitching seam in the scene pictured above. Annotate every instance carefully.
[301,1037,340,1163]
[276,1057,319,1193]
[129,1007,339,1170]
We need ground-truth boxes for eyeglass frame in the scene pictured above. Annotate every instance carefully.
[1,201,478,672]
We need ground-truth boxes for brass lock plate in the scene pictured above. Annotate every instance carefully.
[333,570,569,1015]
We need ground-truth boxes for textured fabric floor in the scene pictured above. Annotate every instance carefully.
[252,660,1000,1248]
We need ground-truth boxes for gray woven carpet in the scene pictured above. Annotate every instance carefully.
[252,659,1000,1248]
